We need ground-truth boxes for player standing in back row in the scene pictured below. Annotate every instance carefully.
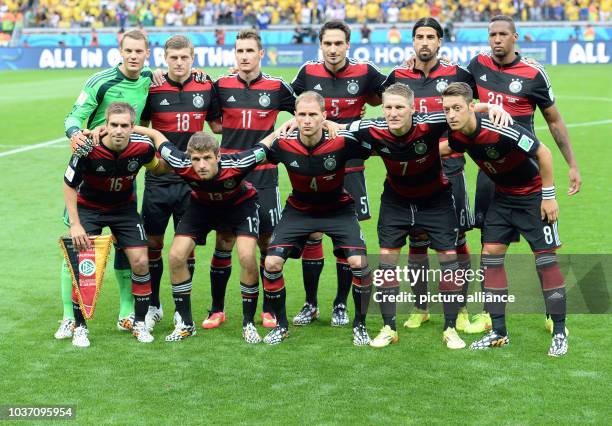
[290,20,386,327]
[466,15,580,334]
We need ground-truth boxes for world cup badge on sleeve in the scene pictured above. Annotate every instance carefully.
[59,234,112,319]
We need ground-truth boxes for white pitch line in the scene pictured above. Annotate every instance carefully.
[534,119,612,130]
[0,137,66,158]
[556,95,612,103]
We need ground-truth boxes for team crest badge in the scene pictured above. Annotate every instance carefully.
[224,179,236,189]
[193,94,204,108]
[509,79,523,94]
[323,156,337,171]
[414,141,427,155]
[347,80,359,95]
[485,146,500,159]
[259,93,271,107]
[127,159,139,172]
[436,79,449,93]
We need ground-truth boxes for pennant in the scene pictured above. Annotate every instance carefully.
[59,235,112,319]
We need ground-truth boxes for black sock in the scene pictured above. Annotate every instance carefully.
[352,284,372,326]
[210,250,232,312]
[536,252,566,335]
[172,279,193,325]
[302,238,324,307]
[148,248,163,308]
[491,313,507,336]
[263,268,287,328]
[408,247,429,311]
[334,258,352,307]
[73,302,86,328]
[240,282,259,325]
[131,272,151,322]
[379,286,399,330]
[440,259,461,329]
[457,239,471,309]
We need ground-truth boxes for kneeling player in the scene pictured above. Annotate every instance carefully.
[262,92,374,345]
[64,103,162,347]
[441,82,567,356]
[136,126,274,343]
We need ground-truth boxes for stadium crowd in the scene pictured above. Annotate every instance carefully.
[0,0,609,30]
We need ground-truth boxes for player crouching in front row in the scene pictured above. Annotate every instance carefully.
[64,102,162,347]
[441,83,568,356]
[134,126,276,344]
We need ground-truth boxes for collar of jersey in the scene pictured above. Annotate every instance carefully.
[237,72,263,87]
[413,59,440,78]
[116,64,140,82]
[491,52,522,69]
[323,59,349,76]
[297,131,327,152]
[165,73,193,89]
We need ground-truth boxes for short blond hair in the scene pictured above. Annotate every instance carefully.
[164,35,194,55]
[120,29,149,49]
[295,91,325,112]
[187,132,219,155]
[105,102,135,123]
[382,83,414,105]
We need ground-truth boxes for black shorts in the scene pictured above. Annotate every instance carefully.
[344,171,371,221]
[78,203,148,248]
[378,189,459,251]
[268,203,367,260]
[142,181,191,235]
[176,196,259,244]
[448,171,474,234]
[255,186,282,235]
[474,170,519,242]
[482,192,562,251]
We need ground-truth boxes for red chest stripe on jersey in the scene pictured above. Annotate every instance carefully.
[152,111,207,133]
[148,79,214,94]
[217,75,282,91]
[414,96,444,113]
[478,55,539,80]
[288,170,345,193]
[221,107,279,131]
[306,62,369,79]
[476,87,534,117]
[325,96,366,120]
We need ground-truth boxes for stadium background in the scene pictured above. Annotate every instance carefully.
[0,2,611,424]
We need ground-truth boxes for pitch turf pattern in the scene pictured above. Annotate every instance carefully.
[0,66,610,424]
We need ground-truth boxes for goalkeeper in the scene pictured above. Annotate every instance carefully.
[55,29,154,339]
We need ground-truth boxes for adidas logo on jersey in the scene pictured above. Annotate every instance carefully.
[480,74,487,81]
[159,99,170,106]
[313,84,322,91]
[96,165,106,172]
[227,96,236,102]
[290,161,299,167]
[380,147,391,154]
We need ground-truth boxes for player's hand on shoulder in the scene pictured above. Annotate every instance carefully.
[323,120,340,139]
[90,126,106,147]
[523,56,542,66]
[277,118,297,138]
[70,129,95,158]
[403,55,416,69]
[568,167,581,196]
[70,223,91,251]
[541,199,559,224]
[151,69,166,87]
[488,104,513,127]
[227,66,239,75]
[192,68,211,83]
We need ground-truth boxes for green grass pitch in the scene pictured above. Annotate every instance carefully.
[0,65,610,424]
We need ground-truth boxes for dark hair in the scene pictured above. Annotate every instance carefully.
[236,28,263,50]
[442,82,473,104]
[187,132,219,155]
[105,102,136,123]
[412,17,443,39]
[489,15,517,33]
[319,20,351,43]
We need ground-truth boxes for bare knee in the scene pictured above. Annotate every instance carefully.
[264,256,284,272]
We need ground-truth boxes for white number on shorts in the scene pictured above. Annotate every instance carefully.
[247,215,259,234]
[268,207,280,227]
[483,161,497,174]
[176,113,190,131]
[360,196,368,214]
[109,177,123,191]
[309,177,318,191]
[459,209,466,227]
[543,225,554,245]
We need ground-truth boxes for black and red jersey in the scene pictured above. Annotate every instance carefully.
[382,60,475,175]
[265,130,372,214]
[448,113,542,196]
[215,72,295,188]
[64,133,156,211]
[348,113,449,200]
[158,140,267,206]
[468,52,555,133]
[142,74,221,185]
[291,58,386,172]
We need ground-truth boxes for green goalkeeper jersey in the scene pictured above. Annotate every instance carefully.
[64,65,153,137]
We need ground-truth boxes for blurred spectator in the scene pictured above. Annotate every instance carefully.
[90,28,99,47]
[215,28,225,45]
[360,22,372,43]
[386,2,399,23]
[387,25,401,43]
[583,24,596,41]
